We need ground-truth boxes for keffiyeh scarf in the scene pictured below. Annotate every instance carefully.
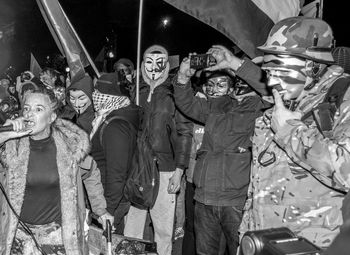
[90,90,131,139]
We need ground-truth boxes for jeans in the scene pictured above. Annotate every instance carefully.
[175,176,186,229]
[194,202,243,255]
[124,171,176,255]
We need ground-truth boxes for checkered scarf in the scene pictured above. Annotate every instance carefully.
[90,90,131,139]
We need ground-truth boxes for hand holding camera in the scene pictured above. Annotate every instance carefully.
[189,54,216,70]
[206,45,244,72]
[177,54,197,84]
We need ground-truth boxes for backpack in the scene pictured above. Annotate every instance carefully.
[99,114,160,210]
[123,120,160,210]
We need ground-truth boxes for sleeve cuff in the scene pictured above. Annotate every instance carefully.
[273,119,304,146]
[173,74,191,88]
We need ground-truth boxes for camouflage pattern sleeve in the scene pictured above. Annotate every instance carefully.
[0,143,7,173]
[274,102,350,192]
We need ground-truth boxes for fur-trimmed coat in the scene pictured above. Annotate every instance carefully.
[0,118,90,255]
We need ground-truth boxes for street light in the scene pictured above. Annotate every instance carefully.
[161,17,171,28]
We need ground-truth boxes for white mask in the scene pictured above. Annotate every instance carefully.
[144,53,167,81]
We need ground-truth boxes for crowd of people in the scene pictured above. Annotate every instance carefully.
[0,16,350,255]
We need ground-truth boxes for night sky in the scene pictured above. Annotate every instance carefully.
[0,0,348,76]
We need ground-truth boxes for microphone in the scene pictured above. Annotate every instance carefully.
[0,125,13,132]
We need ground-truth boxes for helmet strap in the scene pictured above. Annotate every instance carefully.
[304,60,327,90]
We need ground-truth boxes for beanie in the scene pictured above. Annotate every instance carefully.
[95,72,128,97]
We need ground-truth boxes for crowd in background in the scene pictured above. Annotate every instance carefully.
[1,16,350,255]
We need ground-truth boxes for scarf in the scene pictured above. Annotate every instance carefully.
[90,90,131,139]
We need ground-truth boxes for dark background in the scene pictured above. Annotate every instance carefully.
[0,0,348,76]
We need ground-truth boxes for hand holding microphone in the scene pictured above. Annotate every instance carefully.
[0,117,33,144]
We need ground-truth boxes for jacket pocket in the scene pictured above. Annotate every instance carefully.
[222,151,251,191]
[193,150,207,188]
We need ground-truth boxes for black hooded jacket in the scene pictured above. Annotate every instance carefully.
[90,103,140,214]
[61,76,95,133]
[138,77,193,172]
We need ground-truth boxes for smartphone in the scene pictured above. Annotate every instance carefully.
[190,54,216,70]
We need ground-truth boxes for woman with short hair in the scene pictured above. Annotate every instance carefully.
[0,87,91,255]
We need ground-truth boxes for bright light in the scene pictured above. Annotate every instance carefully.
[161,17,171,28]
[106,50,115,59]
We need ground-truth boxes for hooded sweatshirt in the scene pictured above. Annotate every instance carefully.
[63,75,95,133]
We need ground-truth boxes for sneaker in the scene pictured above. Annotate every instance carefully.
[174,227,185,240]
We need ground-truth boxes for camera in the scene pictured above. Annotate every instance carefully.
[190,54,216,70]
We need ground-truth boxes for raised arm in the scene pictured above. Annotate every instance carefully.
[206,45,269,96]
[271,89,350,192]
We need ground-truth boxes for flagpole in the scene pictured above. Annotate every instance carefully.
[319,0,324,19]
[136,0,144,106]
[59,2,100,79]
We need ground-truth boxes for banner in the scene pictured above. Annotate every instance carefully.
[163,0,304,58]
[36,0,100,84]
[163,0,274,58]
[30,53,42,78]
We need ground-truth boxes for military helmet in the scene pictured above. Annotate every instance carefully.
[258,17,334,64]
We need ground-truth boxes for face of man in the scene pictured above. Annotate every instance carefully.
[204,76,233,98]
[40,71,57,89]
[144,53,167,81]
[69,89,91,114]
[262,54,307,100]
[116,63,133,83]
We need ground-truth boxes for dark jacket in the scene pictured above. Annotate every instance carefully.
[90,104,140,214]
[139,78,193,172]
[173,77,270,207]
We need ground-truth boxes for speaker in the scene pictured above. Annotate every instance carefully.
[240,227,322,255]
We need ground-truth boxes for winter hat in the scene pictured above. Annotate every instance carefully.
[68,75,94,102]
[207,71,234,87]
[114,58,135,72]
[95,72,128,97]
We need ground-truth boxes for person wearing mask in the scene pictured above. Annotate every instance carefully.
[89,73,140,233]
[62,74,114,228]
[182,71,251,255]
[63,75,95,133]
[124,45,193,255]
[173,51,270,255]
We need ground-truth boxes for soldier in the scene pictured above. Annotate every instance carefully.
[236,16,350,248]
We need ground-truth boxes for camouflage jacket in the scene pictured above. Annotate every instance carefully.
[240,65,350,248]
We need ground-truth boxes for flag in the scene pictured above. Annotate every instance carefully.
[163,0,302,58]
[30,53,42,78]
[301,0,322,18]
[36,0,100,84]
[251,0,301,23]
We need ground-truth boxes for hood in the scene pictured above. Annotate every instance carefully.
[67,75,94,103]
